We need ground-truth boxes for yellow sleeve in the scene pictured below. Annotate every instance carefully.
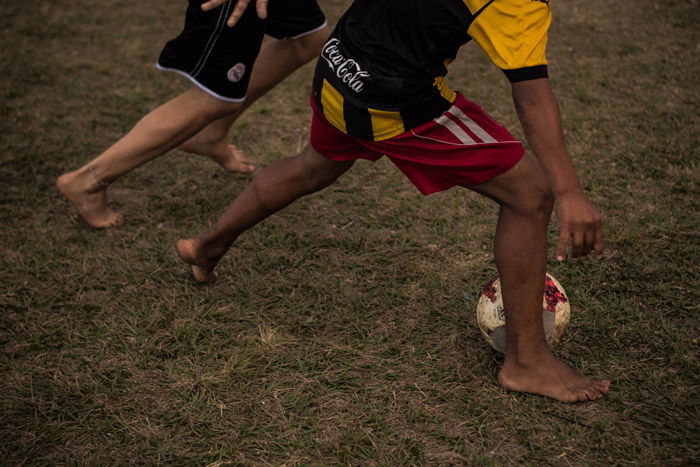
[465,0,552,73]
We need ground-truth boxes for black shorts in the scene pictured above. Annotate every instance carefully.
[157,0,326,102]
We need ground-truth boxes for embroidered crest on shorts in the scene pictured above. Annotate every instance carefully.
[227,63,247,83]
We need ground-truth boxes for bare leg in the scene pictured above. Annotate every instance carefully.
[470,154,611,402]
[58,27,330,229]
[56,89,243,228]
[180,27,331,172]
[176,144,352,282]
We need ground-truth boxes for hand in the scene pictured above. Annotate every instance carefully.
[554,192,604,261]
[201,0,268,27]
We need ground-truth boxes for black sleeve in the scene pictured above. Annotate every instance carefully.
[503,65,549,82]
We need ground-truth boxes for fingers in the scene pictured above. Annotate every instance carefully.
[567,229,594,260]
[571,230,585,259]
[554,195,604,261]
[556,218,604,261]
[555,228,570,262]
[572,217,603,260]
[201,0,268,27]
[201,0,227,13]
[255,0,269,20]
[594,219,605,256]
[226,0,252,26]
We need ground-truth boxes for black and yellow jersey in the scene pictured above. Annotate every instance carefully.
[312,0,552,141]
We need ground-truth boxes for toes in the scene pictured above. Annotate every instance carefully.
[235,161,256,174]
[91,212,124,229]
[227,145,255,173]
[233,161,256,174]
[111,213,125,227]
[580,387,601,401]
[593,379,611,394]
[577,380,610,401]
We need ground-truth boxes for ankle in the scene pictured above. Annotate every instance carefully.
[504,342,553,369]
[180,137,225,155]
[57,167,103,194]
[86,163,111,190]
[199,239,230,262]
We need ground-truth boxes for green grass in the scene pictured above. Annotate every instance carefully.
[1,0,699,464]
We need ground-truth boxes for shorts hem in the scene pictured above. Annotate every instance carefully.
[416,149,524,196]
[155,63,247,103]
[458,147,526,189]
[285,20,328,40]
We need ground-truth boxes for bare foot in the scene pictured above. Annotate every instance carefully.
[498,352,611,403]
[175,238,219,283]
[56,170,124,229]
[181,141,255,174]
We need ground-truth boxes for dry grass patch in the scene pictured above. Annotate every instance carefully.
[1,0,699,465]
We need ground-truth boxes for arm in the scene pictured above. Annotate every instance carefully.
[511,78,604,260]
[201,0,268,27]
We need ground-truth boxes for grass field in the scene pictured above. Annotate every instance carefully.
[1,0,699,464]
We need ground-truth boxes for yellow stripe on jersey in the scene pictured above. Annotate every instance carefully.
[321,79,347,133]
[368,107,405,141]
[464,0,551,72]
[433,76,457,103]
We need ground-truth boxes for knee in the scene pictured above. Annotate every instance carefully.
[190,89,244,120]
[206,100,244,120]
[289,152,330,192]
[293,145,352,192]
[513,180,554,217]
[288,26,330,63]
[494,154,554,216]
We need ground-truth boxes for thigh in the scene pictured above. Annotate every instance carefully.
[467,152,552,211]
[297,143,355,177]
[309,97,385,163]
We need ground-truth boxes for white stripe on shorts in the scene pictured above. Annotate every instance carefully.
[434,114,477,145]
[449,106,497,143]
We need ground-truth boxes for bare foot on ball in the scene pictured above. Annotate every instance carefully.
[175,238,219,283]
[56,170,124,229]
[498,352,610,403]
[181,141,255,174]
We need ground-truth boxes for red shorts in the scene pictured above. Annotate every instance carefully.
[309,93,525,195]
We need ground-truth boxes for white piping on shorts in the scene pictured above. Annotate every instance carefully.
[410,130,520,147]
[190,0,233,78]
[155,63,247,103]
[285,20,328,40]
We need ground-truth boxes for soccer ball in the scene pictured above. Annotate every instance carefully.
[476,273,570,353]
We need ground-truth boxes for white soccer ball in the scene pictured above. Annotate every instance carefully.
[476,273,570,353]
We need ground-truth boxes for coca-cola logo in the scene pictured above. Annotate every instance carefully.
[320,38,370,93]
